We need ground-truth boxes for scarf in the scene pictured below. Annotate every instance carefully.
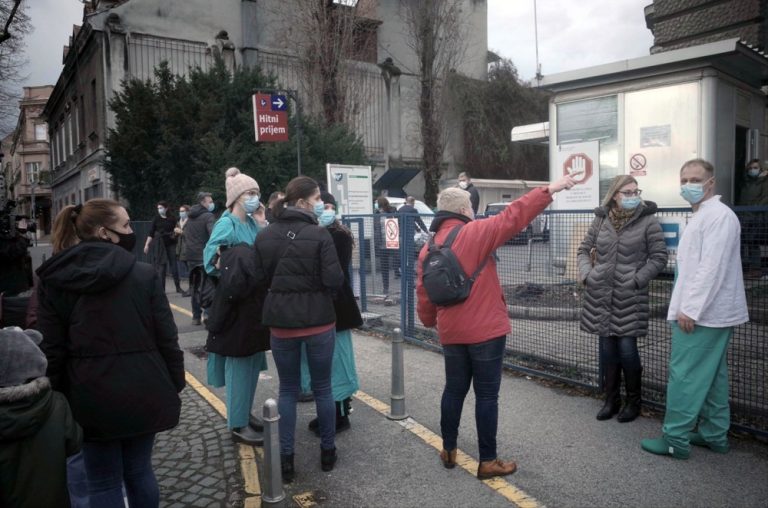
[608,207,636,232]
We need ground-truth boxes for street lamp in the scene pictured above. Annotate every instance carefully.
[27,164,37,246]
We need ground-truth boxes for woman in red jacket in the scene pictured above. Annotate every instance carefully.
[416,175,574,479]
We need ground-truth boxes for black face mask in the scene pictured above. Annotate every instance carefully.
[105,227,137,252]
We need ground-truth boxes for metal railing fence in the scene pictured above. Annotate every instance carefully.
[345,207,768,437]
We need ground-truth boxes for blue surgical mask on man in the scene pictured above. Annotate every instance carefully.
[318,209,336,227]
[620,196,641,210]
[207,202,215,212]
[243,195,260,214]
[313,201,325,218]
[157,207,166,217]
[680,178,712,204]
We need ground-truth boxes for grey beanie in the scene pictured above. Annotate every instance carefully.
[0,327,47,388]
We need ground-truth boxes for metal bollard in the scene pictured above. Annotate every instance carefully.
[387,327,409,420]
[261,399,285,504]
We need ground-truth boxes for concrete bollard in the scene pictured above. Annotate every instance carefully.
[387,327,409,420]
[261,398,285,504]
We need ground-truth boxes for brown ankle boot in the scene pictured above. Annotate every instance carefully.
[439,449,457,469]
[477,458,517,479]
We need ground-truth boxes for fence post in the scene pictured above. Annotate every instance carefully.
[388,326,409,420]
[261,398,285,504]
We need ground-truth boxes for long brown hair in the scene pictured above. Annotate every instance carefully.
[601,175,638,208]
[51,199,122,254]
[270,176,319,219]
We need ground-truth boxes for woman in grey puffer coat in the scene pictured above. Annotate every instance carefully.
[577,175,667,423]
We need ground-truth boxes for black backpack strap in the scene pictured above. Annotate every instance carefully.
[438,224,489,281]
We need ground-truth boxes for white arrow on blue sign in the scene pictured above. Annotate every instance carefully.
[271,95,287,111]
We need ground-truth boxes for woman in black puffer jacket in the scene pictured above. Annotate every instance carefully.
[577,175,667,424]
[37,199,185,508]
[254,176,344,482]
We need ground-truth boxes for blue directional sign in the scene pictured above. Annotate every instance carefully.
[271,95,287,111]
[660,222,681,248]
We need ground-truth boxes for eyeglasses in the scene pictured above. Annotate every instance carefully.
[245,190,260,198]
[618,190,642,197]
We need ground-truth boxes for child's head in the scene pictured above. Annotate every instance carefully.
[0,327,47,388]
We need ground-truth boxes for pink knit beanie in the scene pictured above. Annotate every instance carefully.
[225,167,259,207]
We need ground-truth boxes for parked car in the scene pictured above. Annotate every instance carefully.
[483,202,549,244]
[382,197,434,231]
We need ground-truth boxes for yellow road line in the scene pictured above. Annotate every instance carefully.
[170,302,193,317]
[354,390,545,508]
[183,362,262,506]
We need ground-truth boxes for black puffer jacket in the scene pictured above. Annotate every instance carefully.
[254,208,344,329]
[36,241,185,441]
[206,244,270,356]
[327,223,363,331]
[183,204,215,263]
[577,201,668,337]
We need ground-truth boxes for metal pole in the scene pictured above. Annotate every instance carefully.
[30,179,37,247]
[292,90,303,176]
[261,398,285,504]
[388,326,408,420]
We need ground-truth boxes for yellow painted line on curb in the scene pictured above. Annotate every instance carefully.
[183,361,262,506]
[354,390,545,508]
[170,302,193,317]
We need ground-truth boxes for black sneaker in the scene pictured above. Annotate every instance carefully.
[192,318,201,326]
[232,426,264,446]
[248,414,264,432]
[320,447,337,472]
[281,454,294,483]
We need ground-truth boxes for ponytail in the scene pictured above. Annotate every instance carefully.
[51,205,80,254]
[270,197,287,219]
[51,199,122,254]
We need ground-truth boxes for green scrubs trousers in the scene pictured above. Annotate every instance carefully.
[662,323,732,450]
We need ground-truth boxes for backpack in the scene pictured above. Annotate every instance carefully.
[421,224,489,307]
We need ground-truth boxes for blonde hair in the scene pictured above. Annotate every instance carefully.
[601,175,638,208]
[437,188,471,213]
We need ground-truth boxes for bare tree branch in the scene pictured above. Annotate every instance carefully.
[0,0,31,137]
[0,0,22,44]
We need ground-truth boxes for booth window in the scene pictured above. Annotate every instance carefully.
[556,95,620,199]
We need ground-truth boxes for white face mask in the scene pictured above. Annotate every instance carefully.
[748,168,760,178]
[458,181,468,190]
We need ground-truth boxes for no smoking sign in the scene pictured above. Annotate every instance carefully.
[385,217,399,249]
[629,153,647,176]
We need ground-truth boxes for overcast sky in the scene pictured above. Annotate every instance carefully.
[19,0,655,87]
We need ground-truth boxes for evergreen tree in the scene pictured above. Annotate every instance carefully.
[106,58,366,219]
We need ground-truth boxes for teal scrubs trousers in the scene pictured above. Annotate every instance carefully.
[662,323,732,450]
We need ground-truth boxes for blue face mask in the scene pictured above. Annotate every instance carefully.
[318,209,336,227]
[620,196,640,210]
[179,211,187,220]
[680,182,707,204]
[313,201,325,218]
[243,196,261,214]
[207,202,215,212]
[157,207,166,217]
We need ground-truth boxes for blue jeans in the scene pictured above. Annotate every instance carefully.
[441,336,506,462]
[67,451,90,508]
[599,336,641,370]
[271,329,336,454]
[81,434,158,508]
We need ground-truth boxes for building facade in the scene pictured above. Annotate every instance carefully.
[6,86,54,235]
[45,0,487,210]
[645,0,767,53]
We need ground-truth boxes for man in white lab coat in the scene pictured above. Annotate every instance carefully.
[641,159,749,459]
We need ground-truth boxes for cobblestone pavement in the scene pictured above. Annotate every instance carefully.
[153,387,247,507]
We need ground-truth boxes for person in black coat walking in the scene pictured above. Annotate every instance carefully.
[254,176,345,481]
[143,200,187,295]
[185,192,217,325]
[36,199,185,508]
[458,172,480,215]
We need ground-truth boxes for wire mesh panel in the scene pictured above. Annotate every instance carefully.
[126,33,210,81]
[344,205,768,436]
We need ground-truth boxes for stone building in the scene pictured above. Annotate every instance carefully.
[44,0,487,213]
[6,86,54,234]
[645,0,767,53]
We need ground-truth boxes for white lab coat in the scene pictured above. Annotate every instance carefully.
[667,196,749,327]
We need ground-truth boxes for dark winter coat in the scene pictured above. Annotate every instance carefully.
[205,244,270,356]
[254,208,345,329]
[577,201,668,337]
[36,241,185,442]
[465,183,480,215]
[184,204,216,263]
[148,214,178,248]
[0,377,82,508]
[327,223,363,331]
